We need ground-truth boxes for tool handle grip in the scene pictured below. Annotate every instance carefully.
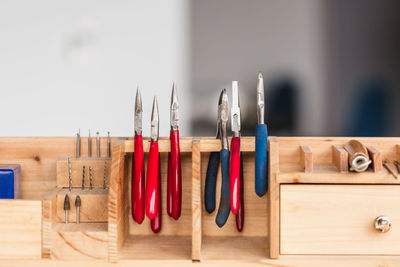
[132,135,145,223]
[216,148,230,227]
[151,156,162,233]
[205,152,220,213]
[255,124,268,197]
[236,153,244,232]
[167,152,173,217]
[146,141,159,220]
[229,137,240,215]
[170,130,182,220]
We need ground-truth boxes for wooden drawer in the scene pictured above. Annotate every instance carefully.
[281,184,400,255]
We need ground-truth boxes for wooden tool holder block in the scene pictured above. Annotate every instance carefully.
[42,157,111,260]
[108,137,268,263]
[268,137,400,259]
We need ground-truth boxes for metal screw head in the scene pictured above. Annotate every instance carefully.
[375,215,391,233]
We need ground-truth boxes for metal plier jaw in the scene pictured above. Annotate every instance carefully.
[135,87,143,136]
[150,96,159,142]
[218,89,229,150]
[231,81,241,137]
[170,83,179,131]
[257,73,265,124]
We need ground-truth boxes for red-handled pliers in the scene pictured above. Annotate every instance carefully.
[132,88,145,224]
[230,81,241,215]
[168,84,182,220]
[146,96,160,220]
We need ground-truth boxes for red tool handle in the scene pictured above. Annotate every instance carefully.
[132,135,145,224]
[146,141,159,220]
[151,155,162,233]
[167,152,173,217]
[230,137,240,214]
[170,130,182,220]
[236,153,244,232]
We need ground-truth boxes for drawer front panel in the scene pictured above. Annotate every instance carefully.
[281,184,400,255]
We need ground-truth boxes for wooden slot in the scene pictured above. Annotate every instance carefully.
[367,146,383,172]
[300,145,313,173]
[332,145,348,172]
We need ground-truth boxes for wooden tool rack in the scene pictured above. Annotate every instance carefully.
[0,136,400,266]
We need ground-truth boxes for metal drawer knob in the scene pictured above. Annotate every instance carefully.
[375,216,391,233]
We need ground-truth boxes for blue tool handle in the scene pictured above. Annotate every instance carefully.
[204,152,220,213]
[255,123,268,197]
[216,148,230,227]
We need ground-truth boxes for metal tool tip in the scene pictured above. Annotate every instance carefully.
[171,83,178,104]
[258,72,263,79]
[64,195,70,210]
[75,195,81,207]
[152,96,159,116]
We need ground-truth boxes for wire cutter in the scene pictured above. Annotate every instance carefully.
[167,84,182,220]
[255,73,268,197]
[146,96,160,220]
[230,81,241,215]
[204,89,231,227]
[132,88,145,224]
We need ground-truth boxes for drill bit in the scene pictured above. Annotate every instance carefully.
[75,195,81,224]
[103,161,107,189]
[89,166,93,190]
[82,166,85,190]
[76,129,81,158]
[96,131,100,158]
[68,158,72,192]
[88,129,92,158]
[383,161,397,179]
[394,161,400,173]
[107,131,111,158]
[64,194,70,224]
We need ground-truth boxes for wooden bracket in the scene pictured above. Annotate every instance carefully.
[332,145,348,172]
[367,146,382,172]
[300,146,313,173]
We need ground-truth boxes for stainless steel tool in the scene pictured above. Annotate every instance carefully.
[76,129,81,158]
[89,166,93,190]
[107,131,111,158]
[68,158,72,192]
[88,130,92,157]
[82,166,85,190]
[64,194,70,224]
[96,132,100,158]
[75,195,81,224]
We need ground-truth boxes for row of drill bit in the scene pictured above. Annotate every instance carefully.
[63,194,81,224]
[76,130,111,158]
[68,158,108,191]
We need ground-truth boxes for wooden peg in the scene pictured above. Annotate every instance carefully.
[332,145,348,172]
[366,146,382,172]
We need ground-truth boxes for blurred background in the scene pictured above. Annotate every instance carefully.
[0,0,399,137]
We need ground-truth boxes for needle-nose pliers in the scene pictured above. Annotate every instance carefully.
[132,88,145,224]
[230,81,241,215]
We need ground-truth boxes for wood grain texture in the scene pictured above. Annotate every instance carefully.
[201,236,268,260]
[56,158,111,189]
[51,223,107,260]
[107,141,127,263]
[367,146,383,172]
[281,184,400,255]
[119,236,191,260]
[0,200,42,259]
[0,137,119,200]
[268,137,279,259]
[332,145,348,172]
[191,139,201,261]
[42,188,62,258]
[56,188,108,223]
[300,146,313,173]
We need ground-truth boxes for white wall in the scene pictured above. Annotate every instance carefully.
[0,0,191,137]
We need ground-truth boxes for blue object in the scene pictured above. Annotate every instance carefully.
[0,169,16,199]
[255,123,268,197]
[216,148,230,227]
[205,152,220,213]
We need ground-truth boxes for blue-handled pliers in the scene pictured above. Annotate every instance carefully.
[255,73,268,197]
[204,89,230,227]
